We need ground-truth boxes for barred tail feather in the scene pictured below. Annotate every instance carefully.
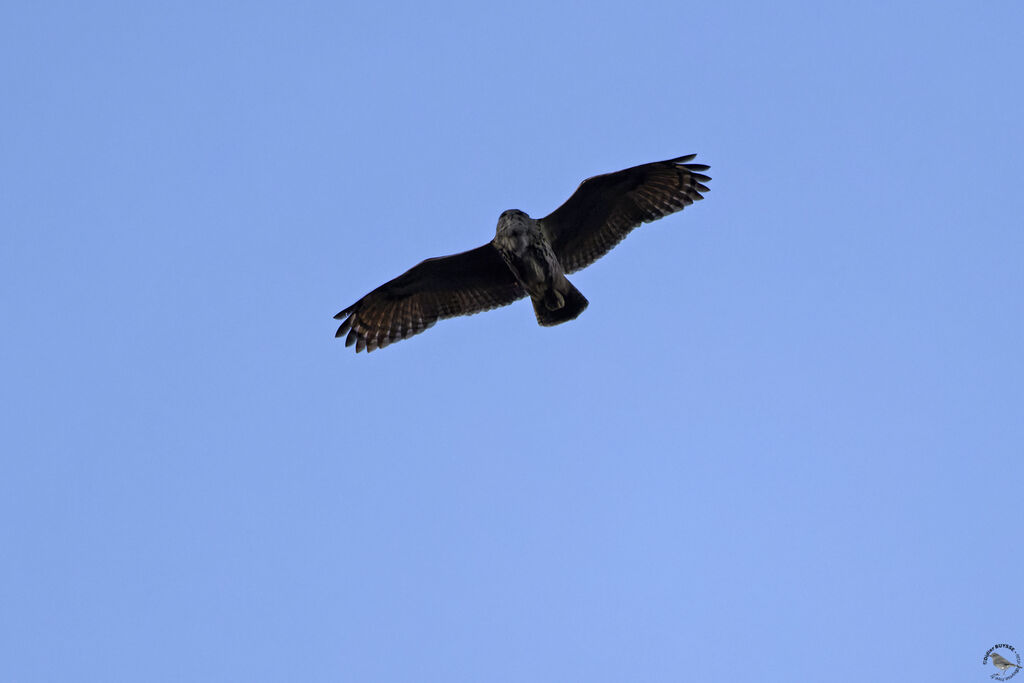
[532,279,588,326]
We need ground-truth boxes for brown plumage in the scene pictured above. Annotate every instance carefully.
[334,154,711,352]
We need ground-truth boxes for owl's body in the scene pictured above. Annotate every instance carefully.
[492,209,588,326]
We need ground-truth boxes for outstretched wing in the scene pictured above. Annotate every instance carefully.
[334,243,526,352]
[539,154,710,273]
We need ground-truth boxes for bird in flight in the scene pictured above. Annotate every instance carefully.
[334,154,711,352]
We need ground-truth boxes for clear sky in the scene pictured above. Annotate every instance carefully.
[2,1,1022,681]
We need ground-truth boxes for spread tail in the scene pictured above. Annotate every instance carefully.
[532,278,588,326]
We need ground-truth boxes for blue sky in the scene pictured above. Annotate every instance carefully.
[2,1,1022,681]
